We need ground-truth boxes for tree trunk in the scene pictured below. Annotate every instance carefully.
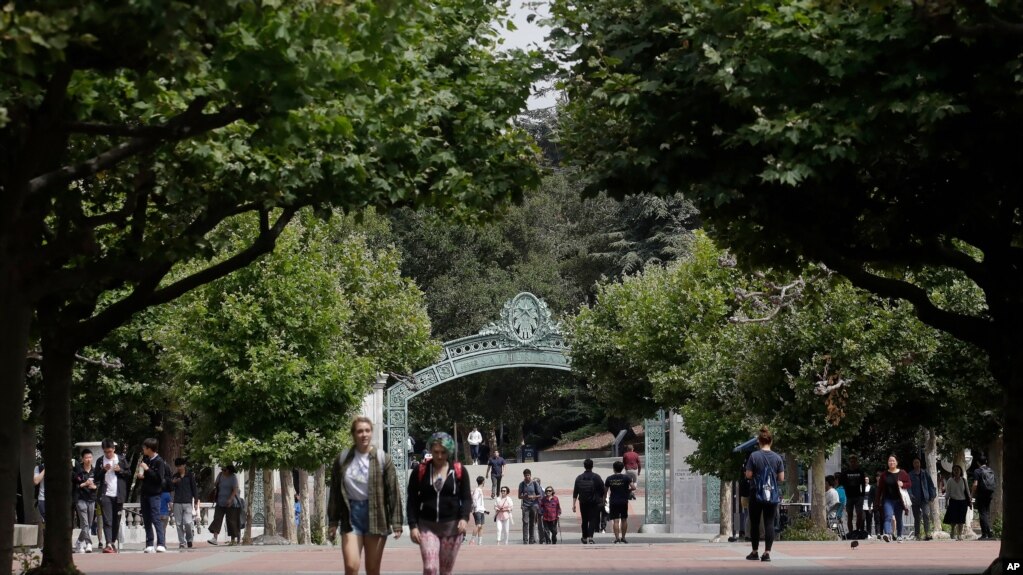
[988,433,1003,529]
[0,290,32,575]
[718,478,732,537]
[811,449,827,529]
[312,465,326,544]
[263,469,277,537]
[281,469,297,544]
[784,456,800,503]
[37,340,76,574]
[243,463,256,544]
[21,422,41,525]
[924,428,943,536]
[157,417,185,471]
[298,470,311,544]
[997,356,1022,566]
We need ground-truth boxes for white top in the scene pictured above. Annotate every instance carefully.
[101,454,119,498]
[468,431,483,446]
[946,476,969,500]
[344,450,371,501]
[862,484,872,510]
[33,466,45,501]
[472,487,485,513]
[825,487,839,510]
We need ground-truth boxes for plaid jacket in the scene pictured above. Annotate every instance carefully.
[327,447,403,536]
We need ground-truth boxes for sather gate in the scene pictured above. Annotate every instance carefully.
[384,292,667,527]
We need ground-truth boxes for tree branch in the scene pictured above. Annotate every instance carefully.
[27,99,252,197]
[826,259,994,351]
[26,348,123,370]
[67,122,178,138]
[74,207,297,346]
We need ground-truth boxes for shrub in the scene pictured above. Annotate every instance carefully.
[780,516,840,541]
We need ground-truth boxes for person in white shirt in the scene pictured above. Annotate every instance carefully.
[467,428,483,465]
[471,476,486,545]
[493,486,514,545]
[825,475,840,522]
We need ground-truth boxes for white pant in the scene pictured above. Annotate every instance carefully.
[496,518,511,544]
[173,503,195,543]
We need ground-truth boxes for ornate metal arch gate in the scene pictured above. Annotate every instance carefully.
[385,292,667,527]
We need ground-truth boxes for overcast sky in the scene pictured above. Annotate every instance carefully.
[501,0,556,109]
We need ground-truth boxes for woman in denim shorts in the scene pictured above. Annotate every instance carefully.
[327,417,403,575]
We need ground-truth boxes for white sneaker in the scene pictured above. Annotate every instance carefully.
[143,546,155,553]
[85,542,93,553]
[156,545,167,553]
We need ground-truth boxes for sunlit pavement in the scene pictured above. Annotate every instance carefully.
[59,538,999,574]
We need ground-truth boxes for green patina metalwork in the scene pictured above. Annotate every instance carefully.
[386,293,569,499]
[644,409,667,526]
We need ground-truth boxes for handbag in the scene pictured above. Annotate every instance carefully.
[899,487,912,510]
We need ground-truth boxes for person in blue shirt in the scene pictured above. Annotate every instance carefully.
[294,493,302,530]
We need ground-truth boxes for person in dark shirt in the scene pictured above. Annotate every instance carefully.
[604,461,635,544]
[407,432,472,575]
[137,437,169,552]
[841,455,866,533]
[970,455,996,540]
[877,454,911,542]
[744,427,784,563]
[171,457,200,549]
[572,458,604,544]
[486,451,507,499]
[72,448,99,553]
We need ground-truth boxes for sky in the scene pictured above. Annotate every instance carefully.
[501,0,557,109]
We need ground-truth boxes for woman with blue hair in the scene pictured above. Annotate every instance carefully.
[407,432,472,575]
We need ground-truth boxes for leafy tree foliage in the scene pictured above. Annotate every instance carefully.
[156,211,439,471]
[2,2,545,570]
[550,0,1022,557]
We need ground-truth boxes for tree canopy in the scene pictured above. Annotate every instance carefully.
[550,0,1022,559]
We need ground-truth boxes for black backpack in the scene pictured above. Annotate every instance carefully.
[979,466,996,492]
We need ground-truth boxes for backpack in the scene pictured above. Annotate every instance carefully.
[752,453,780,504]
[979,466,996,492]
[158,458,174,493]
[417,460,463,483]
[576,472,602,504]
[237,497,247,529]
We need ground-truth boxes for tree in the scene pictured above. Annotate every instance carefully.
[1,2,545,571]
[156,210,439,533]
[550,0,1023,562]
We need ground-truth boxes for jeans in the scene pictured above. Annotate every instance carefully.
[490,476,502,498]
[173,503,195,543]
[748,499,777,552]
[911,500,931,538]
[976,496,992,537]
[75,500,96,547]
[521,506,539,542]
[140,494,165,547]
[470,445,480,463]
[542,519,558,543]
[100,496,123,546]
[882,497,904,537]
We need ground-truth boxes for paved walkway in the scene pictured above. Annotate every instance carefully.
[62,539,999,574]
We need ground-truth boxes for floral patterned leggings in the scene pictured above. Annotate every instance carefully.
[418,528,463,575]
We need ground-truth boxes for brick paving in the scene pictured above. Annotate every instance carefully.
[59,539,999,574]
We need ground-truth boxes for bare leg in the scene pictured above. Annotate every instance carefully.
[341,532,364,575]
[362,535,388,575]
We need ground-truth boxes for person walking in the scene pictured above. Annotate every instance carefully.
[72,448,99,553]
[909,457,936,540]
[137,437,169,553]
[470,476,487,545]
[171,458,200,549]
[33,461,45,523]
[621,445,641,500]
[407,432,472,575]
[539,486,562,544]
[877,454,911,542]
[486,450,506,499]
[518,469,542,544]
[745,426,784,563]
[468,428,483,466]
[862,474,874,537]
[572,458,605,544]
[605,460,635,544]
[943,464,971,541]
[841,455,866,533]
[207,464,241,546]
[95,439,130,553]
[327,416,403,575]
[971,455,997,540]
[494,486,514,545]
